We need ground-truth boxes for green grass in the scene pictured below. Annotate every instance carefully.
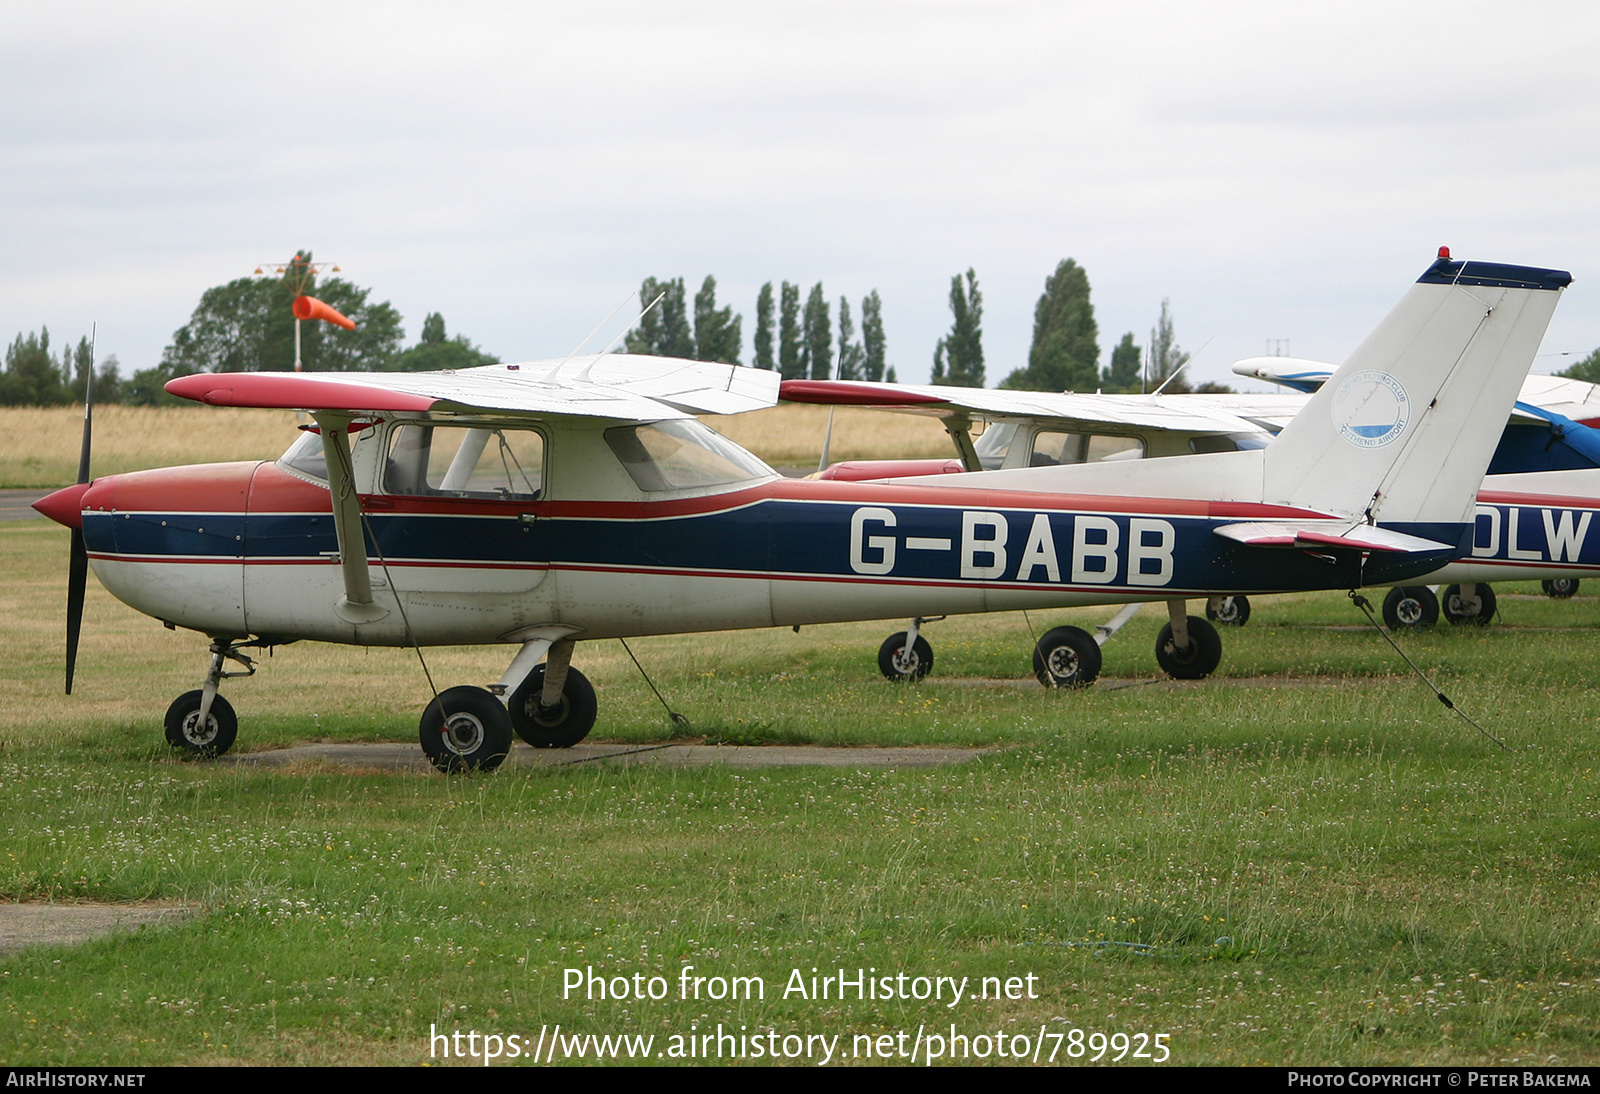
[3,518,1600,1065]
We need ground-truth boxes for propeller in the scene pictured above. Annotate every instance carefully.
[64,345,93,694]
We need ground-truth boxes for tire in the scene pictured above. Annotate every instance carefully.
[1032,626,1102,688]
[1442,583,1497,625]
[878,632,934,682]
[164,690,238,757]
[509,665,598,748]
[419,685,513,772]
[1543,578,1580,599]
[1381,586,1439,629]
[1205,595,1251,627]
[1154,616,1222,679]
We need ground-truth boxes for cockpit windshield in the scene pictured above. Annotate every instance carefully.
[605,420,775,492]
[277,428,368,484]
[972,422,1019,470]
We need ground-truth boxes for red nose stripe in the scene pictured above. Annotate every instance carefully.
[33,482,91,529]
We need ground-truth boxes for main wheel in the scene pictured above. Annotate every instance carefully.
[1032,626,1102,688]
[1154,616,1222,679]
[1381,586,1439,629]
[878,632,934,681]
[1442,583,1497,625]
[419,685,513,772]
[164,690,238,757]
[509,665,598,748]
[1543,578,1580,599]
[1205,595,1251,627]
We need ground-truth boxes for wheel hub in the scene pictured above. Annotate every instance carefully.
[1163,639,1198,665]
[892,648,922,675]
[531,695,570,727]
[442,714,485,754]
[1395,598,1423,625]
[1045,647,1079,681]
[181,712,218,746]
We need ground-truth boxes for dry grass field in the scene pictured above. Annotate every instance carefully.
[0,402,954,487]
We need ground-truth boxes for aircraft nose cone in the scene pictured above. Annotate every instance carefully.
[33,482,91,529]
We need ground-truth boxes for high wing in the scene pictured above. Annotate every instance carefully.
[779,378,1267,436]
[165,354,781,420]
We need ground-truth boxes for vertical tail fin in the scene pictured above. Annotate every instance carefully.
[1262,254,1571,524]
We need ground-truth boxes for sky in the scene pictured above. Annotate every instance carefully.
[5,1,1600,389]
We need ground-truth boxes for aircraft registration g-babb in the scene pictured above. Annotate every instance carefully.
[33,253,1570,771]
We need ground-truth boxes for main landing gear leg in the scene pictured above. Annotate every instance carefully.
[1155,598,1222,679]
[419,626,582,772]
[164,637,256,757]
[499,634,597,750]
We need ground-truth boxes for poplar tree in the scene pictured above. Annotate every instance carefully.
[1147,299,1189,393]
[836,297,865,380]
[932,269,984,387]
[1102,332,1141,392]
[693,275,742,364]
[861,290,886,382]
[779,282,802,379]
[626,277,694,358]
[801,283,832,380]
[1001,258,1099,391]
[753,282,776,371]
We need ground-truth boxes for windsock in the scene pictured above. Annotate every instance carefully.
[292,295,356,329]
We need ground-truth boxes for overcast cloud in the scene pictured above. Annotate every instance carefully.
[4,1,1600,387]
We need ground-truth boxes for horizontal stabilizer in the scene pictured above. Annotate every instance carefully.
[1213,522,1456,554]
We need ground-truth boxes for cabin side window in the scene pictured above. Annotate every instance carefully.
[1029,431,1145,466]
[384,423,544,499]
[604,420,774,492]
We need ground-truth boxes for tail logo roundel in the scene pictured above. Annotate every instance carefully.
[1331,370,1411,449]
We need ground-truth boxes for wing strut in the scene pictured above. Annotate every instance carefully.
[314,411,388,624]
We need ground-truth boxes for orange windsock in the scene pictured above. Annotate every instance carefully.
[292,295,356,330]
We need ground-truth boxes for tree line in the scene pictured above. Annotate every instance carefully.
[0,251,496,406]
[624,275,893,382]
[0,251,1228,405]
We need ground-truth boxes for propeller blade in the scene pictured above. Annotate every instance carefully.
[65,329,94,694]
[65,527,86,694]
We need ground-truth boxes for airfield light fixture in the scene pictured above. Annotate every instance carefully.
[252,256,346,371]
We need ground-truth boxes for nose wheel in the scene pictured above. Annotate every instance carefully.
[164,691,238,757]
[1205,595,1251,627]
[164,637,261,758]
[1543,578,1580,599]
[1382,586,1439,629]
[878,632,934,681]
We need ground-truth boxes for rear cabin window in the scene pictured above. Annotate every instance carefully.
[384,424,544,499]
[1189,432,1272,454]
[604,420,773,492]
[1029,431,1145,466]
